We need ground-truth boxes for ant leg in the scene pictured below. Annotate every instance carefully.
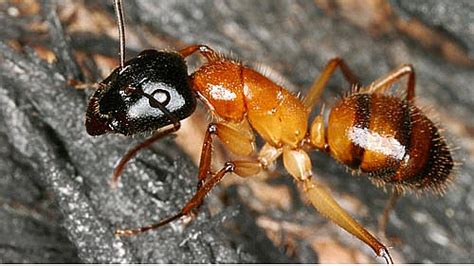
[197,121,256,189]
[115,159,262,237]
[304,179,393,263]
[305,59,359,150]
[283,147,393,263]
[303,58,360,110]
[111,124,180,187]
[378,190,401,236]
[179,44,221,62]
[309,107,327,150]
[111,91,181,186]
[366,64,415,102]
[67,79,100,90]
[115,121,259,237]
[195,124,215,190]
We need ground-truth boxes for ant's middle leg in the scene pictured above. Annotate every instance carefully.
[303,58,360,111]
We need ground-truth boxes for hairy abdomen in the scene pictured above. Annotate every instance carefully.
[327,93,453,192]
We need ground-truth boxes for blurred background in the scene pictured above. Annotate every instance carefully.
[0,0,473,263]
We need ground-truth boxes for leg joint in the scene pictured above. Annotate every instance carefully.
[224,162,236,173]
[401,64,414,72]
[208,123,218,134]
[327,57,342,64]
[172,121,181,131]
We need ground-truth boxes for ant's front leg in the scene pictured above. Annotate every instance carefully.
[68,79,100,90]
[197,120,256,189]
[111,124,181,186]
[111,96,181,186]
[179,44,221,62]
[115,121,260,237]
[114,159,262,237]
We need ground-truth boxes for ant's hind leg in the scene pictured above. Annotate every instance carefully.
[378,190,401,237]
[303,58,359,111]
[366,64,415,102]
[283,147,393,263]
[303,179,394,263]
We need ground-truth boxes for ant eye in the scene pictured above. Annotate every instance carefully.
[150,89,171,106]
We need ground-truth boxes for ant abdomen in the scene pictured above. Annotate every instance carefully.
[327,93,453,193]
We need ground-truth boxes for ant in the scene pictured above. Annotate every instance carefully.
[84,0,454,263]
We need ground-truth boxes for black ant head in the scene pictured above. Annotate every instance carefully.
[85,50,196,136]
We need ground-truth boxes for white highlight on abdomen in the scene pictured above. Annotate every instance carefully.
[348,126,406,160]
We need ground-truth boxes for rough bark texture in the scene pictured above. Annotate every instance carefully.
[0,0,472,263]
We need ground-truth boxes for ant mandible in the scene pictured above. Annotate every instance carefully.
[85,0,454,263]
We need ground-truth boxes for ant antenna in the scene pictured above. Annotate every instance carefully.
[114,0,126,69]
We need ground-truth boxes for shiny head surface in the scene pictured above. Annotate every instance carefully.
[85,50,196,136]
